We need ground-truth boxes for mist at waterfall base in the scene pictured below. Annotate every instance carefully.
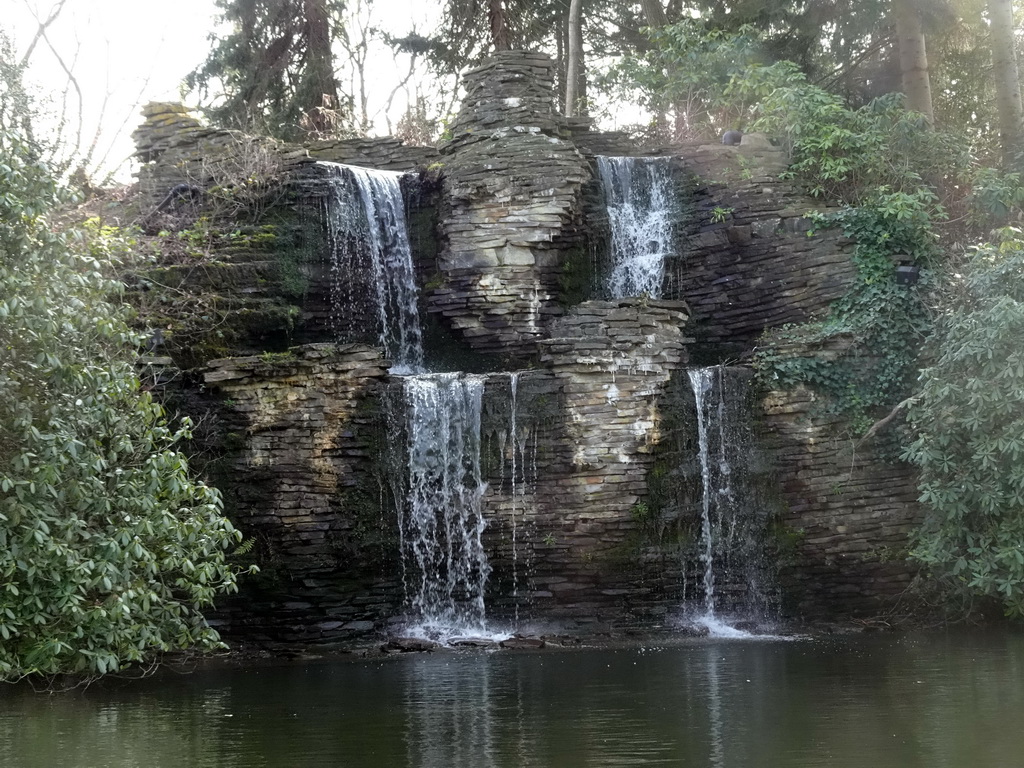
[323,162,511,643]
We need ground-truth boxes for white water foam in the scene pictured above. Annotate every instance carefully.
[597,156,677,299]
[320,161,425,372]
[399,373,496,642]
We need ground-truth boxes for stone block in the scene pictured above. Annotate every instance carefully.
[498,245,536,266]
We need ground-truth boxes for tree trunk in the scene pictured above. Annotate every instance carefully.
[302,0,340,134]
[893,0,935,123]
[565,0,584,116]
[639,0,669,28]
[989,0,1024,166]
[489,0,510,50]
[555,2,567,101]
[639,0,685,138]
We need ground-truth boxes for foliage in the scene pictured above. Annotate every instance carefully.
[904,229,1024,615]
[0,31,38,155]
[754,198,934,436]
[0,130,250,680]
[964,167,1024,227]
[186,0,348,139]
[604,20,765,140]
[730,64,970,206]
[738,49,941,434]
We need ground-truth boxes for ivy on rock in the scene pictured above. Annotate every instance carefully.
[754,196,933,438]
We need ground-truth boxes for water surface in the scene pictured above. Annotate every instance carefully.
[2,632,1021,767]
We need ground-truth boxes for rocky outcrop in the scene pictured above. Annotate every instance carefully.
[761,385,922,618]
[468,300,692,626]
[524,299,691,620]
[129,51,927,641]
[430,52,591,360]
[132,102,437,211]
[201,344,399,642]
[663,141,856,354]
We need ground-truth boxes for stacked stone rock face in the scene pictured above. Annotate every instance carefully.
[132,102,437,210]
[431,52,591,360]
[526,300,691,621]
[201,345,399,641]
[663,141,857,354]
[131,50,926,642]
[575,131,857,356]
[761,385,922,617]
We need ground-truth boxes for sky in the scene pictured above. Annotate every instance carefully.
[7,0,439,182]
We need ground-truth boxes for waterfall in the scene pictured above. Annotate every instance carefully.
[597,156,676,299]
[687,367,775,637]
[320,161,424,373]
[507,372,531,624]
[690,367,718,617]
[400,373,494,640]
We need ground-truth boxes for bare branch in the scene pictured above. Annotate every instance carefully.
[857,396,919,448]
[44,35,83,167]
[18,0,69,66]
[91,69,155,180]
[378,53,418,130]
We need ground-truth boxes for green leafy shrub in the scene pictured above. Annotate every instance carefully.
[0,131,249,680]
[904,229,1024,615]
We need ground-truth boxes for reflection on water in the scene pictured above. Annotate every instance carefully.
[2,633,1024,767]
[706,648,725,768]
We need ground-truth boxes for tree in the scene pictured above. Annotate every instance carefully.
[489,0,512,50]
[564,0,584,116]
[187,0,346,139]
[606,19,765,140]
[419,0,619,118]
[894,0,936,122]
[656,0,896,106]
[638,0,668,28]
[301,0,342,134]
[988,0,1024,166]
[0,126,248,680]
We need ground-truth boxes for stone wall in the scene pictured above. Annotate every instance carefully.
[760,385,923,618]
[201,344,400,643]
[132,102,438,210]
[466,300,692,628]
[196,300,693,640]
[663,140,857,356]
[430,52,591,361]
[129,52,928,640]
[526,299,690,622]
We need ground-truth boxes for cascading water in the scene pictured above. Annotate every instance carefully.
[321,161,504,639]
[687,366,776,638]
[320,161,424,372]
[401,373,494,640]
[690,368,718,618]
[597,156,677,299]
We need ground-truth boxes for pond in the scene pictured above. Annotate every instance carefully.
[2,632,1022,767]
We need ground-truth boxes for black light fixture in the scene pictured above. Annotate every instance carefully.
[895,262,921,286]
